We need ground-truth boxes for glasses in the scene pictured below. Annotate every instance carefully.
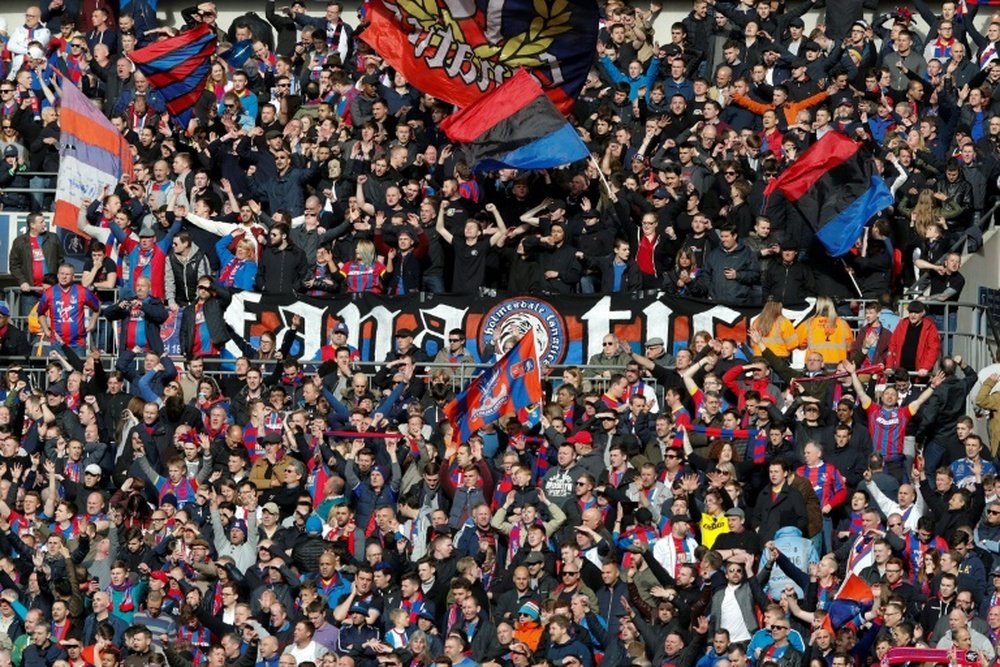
[602,341,616,346]
[0,91,12,95]
[885,568,902,573]
[724,170,738,175]
[988,509,1000,515]
[449,338,462,342]
[562,571,580,577]
[770,625,789,631]
[277,83,290,87]
[225,104,237,110]
[197,285,211,291]
[71,43,84,49]
[575,481,589,486]
[664,453,679,459]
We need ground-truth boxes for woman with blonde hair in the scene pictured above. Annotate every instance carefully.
[339,239,387,293]
[750,299,797,360]
[795,296,853,365]
[909,189,940,240]
[215,236,258,290]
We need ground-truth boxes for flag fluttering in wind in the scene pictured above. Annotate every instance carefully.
[53,79,134,234]
[440,69,589,171]
[764,132,893,256]
[359,0,598,113]
[444,329,543,443]
[821,573,873,633]
[129,23,217,129]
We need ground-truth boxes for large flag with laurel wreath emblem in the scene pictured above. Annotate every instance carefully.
[360,0,599,112]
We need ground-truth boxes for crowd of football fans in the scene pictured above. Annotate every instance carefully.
[0,0,996,667]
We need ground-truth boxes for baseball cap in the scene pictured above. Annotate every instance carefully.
[84,464,102,476]
[333,322,349,334]
[0,301,10,317]
[2,146,18,159]
[725,507,745,519]
[305,515,323,534]
[262,502,280,515]
[565,431,593,446]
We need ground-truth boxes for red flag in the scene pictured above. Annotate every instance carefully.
[359,0,598,113]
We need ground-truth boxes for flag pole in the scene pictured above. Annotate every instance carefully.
[589,154,614,201]
[841,259,864,298]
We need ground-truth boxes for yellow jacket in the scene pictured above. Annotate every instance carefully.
[795,316,853,364]
[751,316,798,358]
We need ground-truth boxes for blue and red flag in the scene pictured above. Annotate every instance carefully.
[53,78,134,235]
[444,329,543,443]
[440,69,590,171]
[764,132,893,256]
[821,573,873,633]
[129,23,217,129]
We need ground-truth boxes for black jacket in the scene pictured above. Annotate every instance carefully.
[763,260,815,307]
[256,244,309,295]
[0,323,30,358]
[523,237,582,294]
[752,483,808,543]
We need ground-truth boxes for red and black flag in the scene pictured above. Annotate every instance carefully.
[764,132,893,256]
[440,69,590,171]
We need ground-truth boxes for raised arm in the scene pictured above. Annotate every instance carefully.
[485,203,507,247]
[842,359,872,408]
[907,372,946,415]
[435,205,454,245]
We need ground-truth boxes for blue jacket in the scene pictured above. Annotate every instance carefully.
[22,642,66,667]
[599,55,661,101]
[216,234,259,290]
[547,639,593,667]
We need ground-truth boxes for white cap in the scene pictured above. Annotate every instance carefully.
[28,46,44,60]
[0,19,9,33]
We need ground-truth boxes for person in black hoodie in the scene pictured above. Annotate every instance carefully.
[522,222,582,294]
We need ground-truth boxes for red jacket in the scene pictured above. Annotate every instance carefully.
[886,317,941,373]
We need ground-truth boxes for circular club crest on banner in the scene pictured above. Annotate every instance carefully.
[479,298,565,366]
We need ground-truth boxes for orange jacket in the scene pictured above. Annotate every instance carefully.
[732,89,830,127]
[515,620,544,651]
